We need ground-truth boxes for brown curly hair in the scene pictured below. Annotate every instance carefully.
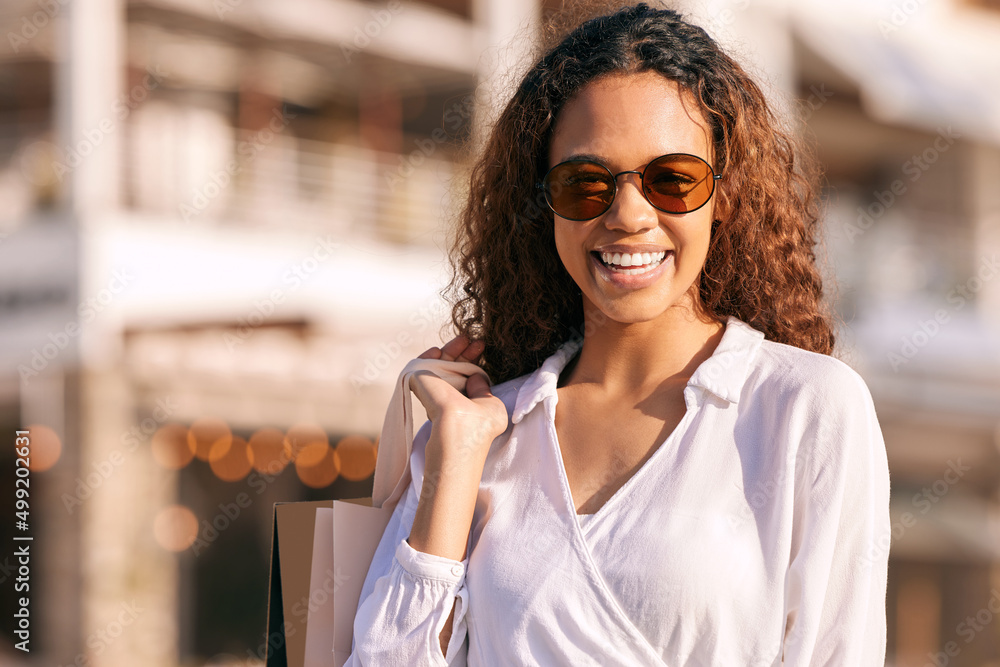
[446,1,836,384]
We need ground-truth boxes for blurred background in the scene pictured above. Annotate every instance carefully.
[0,0,998,664]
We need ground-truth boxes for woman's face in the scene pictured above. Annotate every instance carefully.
[548,71,719,327]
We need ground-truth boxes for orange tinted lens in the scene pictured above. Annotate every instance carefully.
[643,155,714,213]
[545,161,614,220]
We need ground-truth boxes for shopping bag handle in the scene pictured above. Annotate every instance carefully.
[372,357,491,509]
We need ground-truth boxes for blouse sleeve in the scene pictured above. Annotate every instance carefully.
[781,362,891,666]
[345,419,470,666]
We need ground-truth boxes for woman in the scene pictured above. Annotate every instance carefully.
[349,3,890,665]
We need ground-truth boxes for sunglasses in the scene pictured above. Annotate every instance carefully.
[538,153,722,221]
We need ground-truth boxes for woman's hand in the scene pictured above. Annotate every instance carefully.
[406,335,508,564]
[408,335,509,460]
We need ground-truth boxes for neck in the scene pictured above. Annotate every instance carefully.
[560,292,725,396]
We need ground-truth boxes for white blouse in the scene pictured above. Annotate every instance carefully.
[347,316,891,666]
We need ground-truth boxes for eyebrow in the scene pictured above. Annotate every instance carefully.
[561,152,611,164]
[555,151,712,169]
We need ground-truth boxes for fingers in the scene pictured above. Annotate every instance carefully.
[457,339,485,363]
[438,335,471,361]
[441,336,484,363]
[408,368,435,387]
[407,370,447,422]
[421,336,485,363]
[465,372,493,399]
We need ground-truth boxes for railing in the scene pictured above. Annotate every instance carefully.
[126,128,460,246]
[1,120,463,246]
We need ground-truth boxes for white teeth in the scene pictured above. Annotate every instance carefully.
[598,250,669,274]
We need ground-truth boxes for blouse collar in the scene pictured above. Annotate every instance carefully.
[511,316,765,424]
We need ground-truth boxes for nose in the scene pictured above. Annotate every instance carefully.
[602,171,658,233]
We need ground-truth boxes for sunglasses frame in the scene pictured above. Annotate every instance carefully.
[537,152,723,221]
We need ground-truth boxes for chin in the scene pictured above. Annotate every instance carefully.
[584,275,706,322]
[584,294,680,326]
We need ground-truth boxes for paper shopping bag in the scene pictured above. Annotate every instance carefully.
[265,498,392,667]
[265,356,488,666]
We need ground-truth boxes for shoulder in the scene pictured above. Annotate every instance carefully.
[744,339,886,473]
[740,338,882,454]
[747,338,876,412]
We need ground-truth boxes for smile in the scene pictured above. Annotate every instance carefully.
[595,250,669,275]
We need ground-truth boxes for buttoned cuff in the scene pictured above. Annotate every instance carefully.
[397,538,467,585]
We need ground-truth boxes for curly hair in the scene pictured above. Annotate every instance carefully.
[446,1,836,384]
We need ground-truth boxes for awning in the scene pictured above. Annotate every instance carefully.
[792,2,1000,145]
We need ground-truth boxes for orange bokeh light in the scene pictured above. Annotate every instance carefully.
[283,423,328,462]
[187,417,232,461]
[295,441,340,488]
[333,435,377,481]
[153,505,199,551]
[21,424,62,472]
[209,435,253,482]
[151,423,194,470]
[248,427,290,475]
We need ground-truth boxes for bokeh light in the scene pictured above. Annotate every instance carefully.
[151,423,195,470]
[283,423,328,461]
[22,424,62,472]
[187,417,232,461]
[295,441,339,488]
[209,435,253,482]
[333,435,377,481]
[153,505,199,552]
[248,427,290,475]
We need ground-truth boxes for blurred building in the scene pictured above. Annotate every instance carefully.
[0,0,535,664]
[0,0,998,665]
[696,2,1000,665]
